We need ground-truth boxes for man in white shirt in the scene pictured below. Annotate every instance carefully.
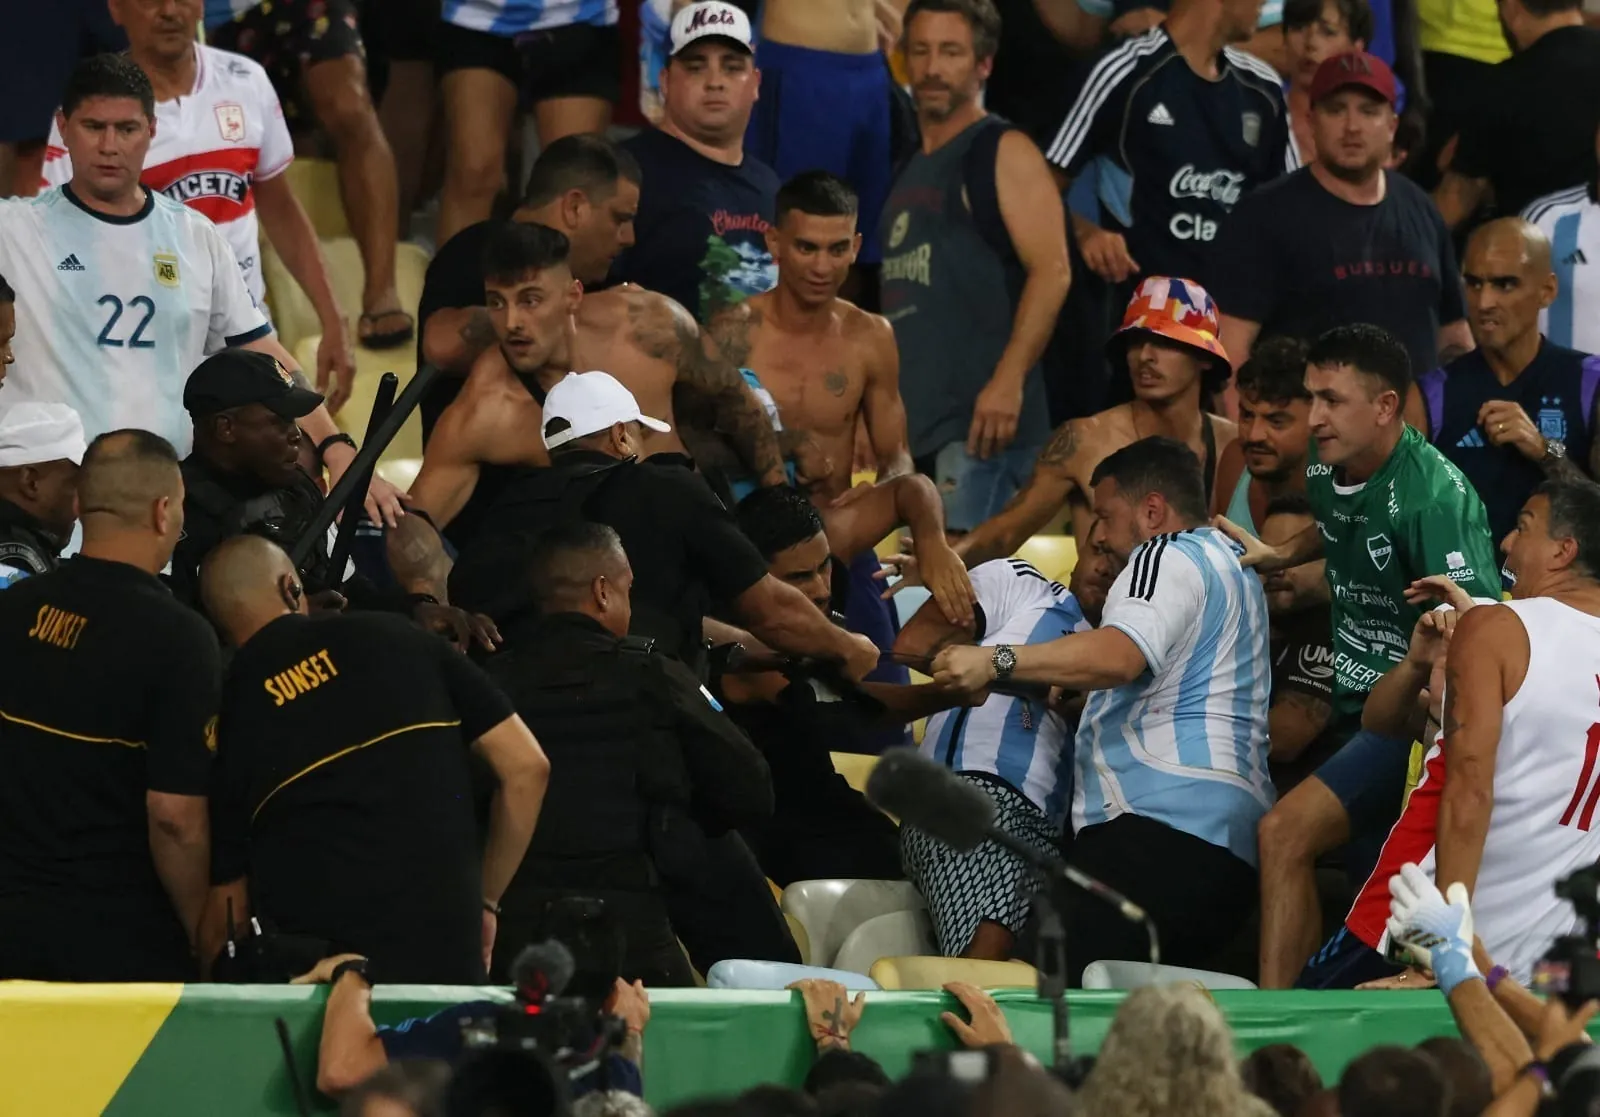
[42,0,353,411]
[1523,126,1600,355]
[1,55,400,524]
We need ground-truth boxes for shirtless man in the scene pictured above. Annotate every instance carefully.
[1209,335,1312,535]
[709,170,912,502]
[955,277,1237,566]
[745,0,907,274]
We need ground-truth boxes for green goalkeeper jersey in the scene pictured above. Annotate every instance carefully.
[1306,424,1500,726]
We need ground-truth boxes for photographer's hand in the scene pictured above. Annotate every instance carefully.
[940,982,1013,1048]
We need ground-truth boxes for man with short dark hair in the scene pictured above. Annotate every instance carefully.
[1338,1046,1448,1117]
[0,429,218,980]
[615,2,780,323]
[1211,336,1312,535]
[1219,323,1502,988]
[1433,0,1600,228]
[884,0,1071,527]
[0,403,86,586]
[1420,217,1600,544]
[934,435,1273,979]
[1215,51,1470,389]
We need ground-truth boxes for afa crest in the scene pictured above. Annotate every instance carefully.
[153,253,180,287]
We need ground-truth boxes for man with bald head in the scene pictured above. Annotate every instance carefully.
[0,428,219,981]
[200,533,549,984]
[1419,216,1600,543]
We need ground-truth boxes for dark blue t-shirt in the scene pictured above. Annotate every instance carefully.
[1420,339,1600,543]
[612,128,780,322]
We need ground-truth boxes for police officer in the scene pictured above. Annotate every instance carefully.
[0,403,86,587]
[485,520,778,985]
[0,429,219,980]
[199,535,549,984]
[174,349,497,651]
[449,370,878,679]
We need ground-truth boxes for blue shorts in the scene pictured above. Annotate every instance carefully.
[1312,728,1412,890]
[745,39,893,265]
[928,440,1043,534]
[1296,925,1402,989]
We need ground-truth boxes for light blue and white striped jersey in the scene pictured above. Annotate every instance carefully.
[1524,186,1600,356]
[443,0,619,35]
[202,1,254,28]
[922,559,1091,826]
[1074,527,1274,866]
[0,188,270,455]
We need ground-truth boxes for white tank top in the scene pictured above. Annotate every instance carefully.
[1425,598,1600,980]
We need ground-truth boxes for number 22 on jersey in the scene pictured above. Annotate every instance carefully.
[96,294,156,349]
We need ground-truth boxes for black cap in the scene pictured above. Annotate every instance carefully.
[182,349,324,419]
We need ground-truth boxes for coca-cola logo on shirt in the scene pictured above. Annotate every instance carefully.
[1168,165,1246,207]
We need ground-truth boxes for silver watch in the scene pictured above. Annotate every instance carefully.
[992,644,1017,680]
[1544,438,1568,463]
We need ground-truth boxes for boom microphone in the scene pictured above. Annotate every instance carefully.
[511,939,576,1003]
[867,750,1155,932]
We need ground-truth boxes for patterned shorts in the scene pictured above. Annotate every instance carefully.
[900,774,1062,956]
[208,0,365,126]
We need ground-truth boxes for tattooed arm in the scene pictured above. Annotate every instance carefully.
[644,294,786,486]
[952,420,1081,567]
[423,307,499,375]
[1434,604,1521,898]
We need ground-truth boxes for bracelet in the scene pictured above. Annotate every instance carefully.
[316,432,357,457]
[1519,1061,1555,1099]
[483,897,502,916]
[1486,965,1509,992]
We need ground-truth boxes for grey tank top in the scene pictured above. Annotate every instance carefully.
[879,119,1050,459]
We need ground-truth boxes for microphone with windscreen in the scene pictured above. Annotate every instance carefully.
[865,749,1158,943]
[511,939,576,1004]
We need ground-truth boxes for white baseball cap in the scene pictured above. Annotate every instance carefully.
[0,403,87,468]
[542,371,672,450]
[670,1,755,56]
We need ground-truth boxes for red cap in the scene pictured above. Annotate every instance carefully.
[1309,51,1398,107]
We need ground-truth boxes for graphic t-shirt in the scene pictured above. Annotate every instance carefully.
[1305,424,1499,727]
[1213,167,1465,379]
[613,128,779,322]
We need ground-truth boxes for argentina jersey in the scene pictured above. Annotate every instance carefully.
[921,559,1091,827]
[0,187,269,456]
[1524,185,1600,355]
[443,0,619,34]
[1074,528,1273,865]
[1045,28,1294,286]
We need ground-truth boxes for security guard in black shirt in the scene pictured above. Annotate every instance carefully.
[0,403,86,588]
[485,520,777,985]
[0,430,219,980]
[449,370,878,680]
[174,349,498,652]
[199,534,549,984]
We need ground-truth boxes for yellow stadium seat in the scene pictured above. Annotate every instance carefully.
[869,957,1040,991]
[291,336,424,465]
[830,751,878,794]
[785,914,812,965]
[1014,535,1078,583]
[280,157,350,240]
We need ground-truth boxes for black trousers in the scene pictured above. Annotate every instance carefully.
[664,832,800,976]
[1063,814,1257,985]
[493,885,695,989]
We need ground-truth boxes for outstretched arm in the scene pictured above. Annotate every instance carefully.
[954,421,1079,566]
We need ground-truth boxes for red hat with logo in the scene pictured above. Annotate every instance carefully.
[1107,276,1231,373]
[1309,51,1398,107]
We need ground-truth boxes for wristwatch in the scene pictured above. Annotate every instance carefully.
[1544,438,1568,463]
[330,957,371,986]
[992,644,1017,681]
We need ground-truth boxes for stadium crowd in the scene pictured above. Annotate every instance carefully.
[3,0,1600,1112]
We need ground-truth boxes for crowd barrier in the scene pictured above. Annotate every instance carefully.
[4,983,1584,1115]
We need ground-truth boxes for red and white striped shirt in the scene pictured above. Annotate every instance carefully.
[43,43,293,308]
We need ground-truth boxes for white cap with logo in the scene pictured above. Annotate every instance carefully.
[542,371,672,450]
[670,1,755,55]
[0,403,87,467]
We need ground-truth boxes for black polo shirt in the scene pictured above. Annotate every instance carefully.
[210,611,515,983]
[0,556,219,978]
[450,454,770,664]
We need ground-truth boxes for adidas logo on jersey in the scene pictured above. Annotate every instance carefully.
[56,254,85,272]
[1565,248,1589,266]
[1147,102,1176,126]
[1457,429,1486,448]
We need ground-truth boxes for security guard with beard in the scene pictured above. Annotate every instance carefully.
[0,404,86,587]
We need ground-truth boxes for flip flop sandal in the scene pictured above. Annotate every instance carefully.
[358,309,416,350]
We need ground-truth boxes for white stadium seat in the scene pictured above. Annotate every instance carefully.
[831,909,937,977]
[1080,960,1258,991]
[781,879,927,969]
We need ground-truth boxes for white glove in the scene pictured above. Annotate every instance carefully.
[1386,862,1481,996]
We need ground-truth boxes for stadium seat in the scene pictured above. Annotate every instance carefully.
[781,879,926,969]
[1079,960,1259,991]
[1013,535,1078,583]
[829,752,878,794]
[705,959,881,991]
[868,957,1039,990]
[831,909,937,977]
[280,157,350,240]
[785,915,812,965]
